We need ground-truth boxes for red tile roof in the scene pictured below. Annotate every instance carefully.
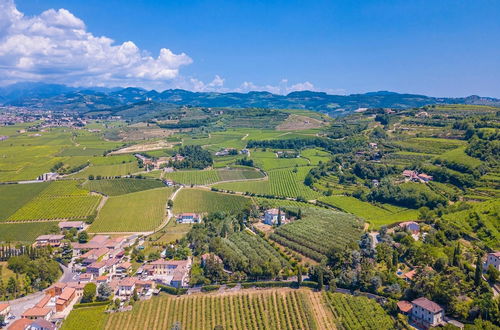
[397,300,413,313]
[412,297,443,313]
[59,287,76,301]
[22,307,51,318]
[0,303,9,312]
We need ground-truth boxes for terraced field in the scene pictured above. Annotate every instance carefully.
[172,189,251,214]
[90,187,173,232]
[270,207,363,261]
[83,178,165,196]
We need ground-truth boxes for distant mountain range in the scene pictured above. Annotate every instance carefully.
[1,82,499,116]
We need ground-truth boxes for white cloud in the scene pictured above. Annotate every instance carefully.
[0,0,192,89]
[236,79,316,95]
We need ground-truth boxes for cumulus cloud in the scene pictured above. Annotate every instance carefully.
[236,79,315,95]
[0,0,192,88]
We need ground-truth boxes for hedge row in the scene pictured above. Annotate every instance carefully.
[73,300,111,309]
[201,285,221,292]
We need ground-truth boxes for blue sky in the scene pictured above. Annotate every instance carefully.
[5,0,500,96]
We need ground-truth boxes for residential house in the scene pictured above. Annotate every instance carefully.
[176,213,201,224]
[483,251,500,271]
[0,303,11,319]
[171,154,185,162]
[78,273,93,283]
[87,261,107,277]
[264,209,286,226]
[80,247,110,265]
[411,297,444,328]
[22,307,53,320]
[96,275,109,285]
[58,221,85,231]
[116,262,132,274]
[397,300,413,316]
[55,287,76,312]
[9,318,55,330]
[35,235,65,247]
[118,277,137,298]
[38,173,58,181]
[148,258,192,288]
[399,221,420,234]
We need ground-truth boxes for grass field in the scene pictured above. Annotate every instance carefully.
[270,207,363,261]
[83,178,165,196]
[438,146,482,168]
[104,289,319,330]
[318,195,419,229]
[164,170,221,185]
[0,182,49,220]
[148,221,193,245]
[0,221,59,243]
[61,306,109,330]
[72,162,141,179]
[172,189,251,214]
[90,187,173,232]
[251,150,310,170]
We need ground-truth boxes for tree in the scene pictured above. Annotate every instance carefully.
[277,208,282,226]
[167,199,174,208]
[486,264,499,283]
[297,265,302,285]
[6,277,18,298]
[132,288,139,302]
[97,283,113,301]
[78,231,89,243]
[297,208,302,220]
[317,268,324,291]
[452,243,461,268]
[82,283,96,303]
[474,254,483,287]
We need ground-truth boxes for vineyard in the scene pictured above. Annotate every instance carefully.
[104,289,319,330]
[270,208,363,261]
[83,178,165,196]
[324,292,395,329]
[164,170,221,185]
[173,189,251,214]
[90,187,172,232]
[72,162,141,179]
[217,230,291,277]
[217,168,265,181]
[318,195,419,229]
[0,182,49,220]
[251,150,310,170]
[0,221,59,243]
[215,166,319,199]
[7,195,101,221]
[37,180,89,197]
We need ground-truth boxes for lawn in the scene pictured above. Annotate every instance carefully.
[318,195,419,229]
[0,221,59,243]
[172,189,251,214]
[89,187,173,232]
[83,178,165,196]
[61,306,109,330]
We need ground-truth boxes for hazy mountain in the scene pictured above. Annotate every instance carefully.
[1,82,499,115]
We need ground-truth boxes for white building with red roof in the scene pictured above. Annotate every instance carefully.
[411,297,444,327]
[483,251,500,271]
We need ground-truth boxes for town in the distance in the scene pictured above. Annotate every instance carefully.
[0,86,498,330]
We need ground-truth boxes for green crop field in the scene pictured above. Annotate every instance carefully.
[173,189,251,214]
[0,221,59,243]
[217,167,265,181]
[105,289,320,330]
[38,180,88,197]
[0,182,49,220]
[324,292,395,329]
[72,162,141,179]
[83,178,165,196]
[438,146,482,168]
[90,187,173,232]
[62,306,109,330]
[270,207,363,261]
[319,195,419,229]
[7,195,101,221]
[300,148,331,165]
[250,150,310,170]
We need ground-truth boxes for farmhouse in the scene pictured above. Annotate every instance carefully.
[399,221,420,234]
[171,154,185,162]
[402,170,433,183]
[176,213,202,224]
[38,172,58,181]
[58,221,85,231]
[264,208,286,226]
[411,297,444,328]
[483,251,500,271]
[147,258,192,288]
[35,234,65,247]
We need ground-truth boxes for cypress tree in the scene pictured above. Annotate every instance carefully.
[474,254,483,287]
[277,208,282,226]
[297,266,302,285]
